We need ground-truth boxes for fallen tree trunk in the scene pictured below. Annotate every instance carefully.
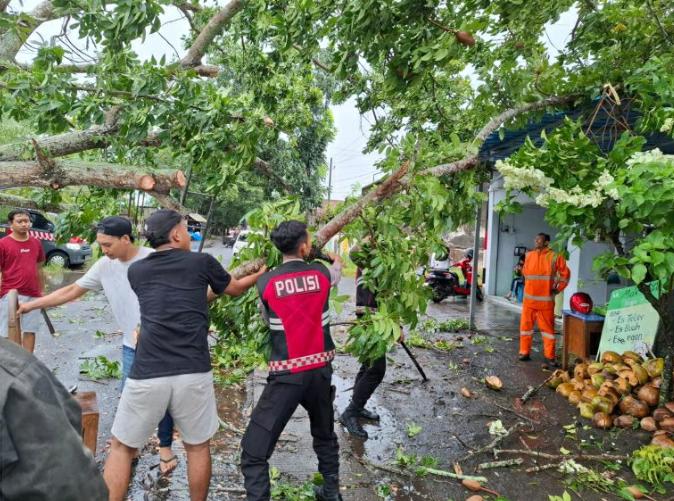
[229,95,578,278]
[0,160,186,193]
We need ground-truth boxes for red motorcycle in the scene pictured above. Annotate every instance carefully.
[425,268,484,303]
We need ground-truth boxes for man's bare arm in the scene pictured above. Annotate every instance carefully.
[18,284,88,314]
[224,267,267,297]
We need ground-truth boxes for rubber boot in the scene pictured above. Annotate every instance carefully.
[339,406,368,439]
[357,407,380,420]
[314,474,343,501]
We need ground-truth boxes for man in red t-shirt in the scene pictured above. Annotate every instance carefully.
[0,209,45,352]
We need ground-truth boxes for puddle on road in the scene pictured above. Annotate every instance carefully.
[44,268,85,292]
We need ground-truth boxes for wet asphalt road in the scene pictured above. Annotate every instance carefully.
[27,241,654,500]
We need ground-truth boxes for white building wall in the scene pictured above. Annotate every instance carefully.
[485,180,613,308]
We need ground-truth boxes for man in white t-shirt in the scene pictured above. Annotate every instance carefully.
[18,216,178,474]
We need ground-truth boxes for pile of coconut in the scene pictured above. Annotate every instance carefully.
[548,351,674,447]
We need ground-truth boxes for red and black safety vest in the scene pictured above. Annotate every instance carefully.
[258,260,335,375]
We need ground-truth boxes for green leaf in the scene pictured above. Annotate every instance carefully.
[631,264,647,284]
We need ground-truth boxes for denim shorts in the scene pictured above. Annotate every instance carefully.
[121,344,136,390]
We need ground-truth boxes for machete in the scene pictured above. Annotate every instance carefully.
[400,340,429,382]
[41,308,57,336]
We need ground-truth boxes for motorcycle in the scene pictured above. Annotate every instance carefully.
[424,268,484,303]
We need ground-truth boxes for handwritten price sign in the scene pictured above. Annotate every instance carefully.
[597,283,660,358]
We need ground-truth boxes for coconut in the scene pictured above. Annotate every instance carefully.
[590,373,605,389]
[568,390,582,405]
[623,351,643,364]
[653,408,673,423]
[556,382,575,398]
[660,418,674,433]
[587,362,604,375]
[619,370,639,387]
[614,378,632,395]
[651,431,674,448]
[485,375,503,391]
[581,387,599,403]
[665,402,674,414]
[592,412,613,429]
[644,358,664,378]
[603,364,618,375]
[652,377,662,389]
[636,384,659,407]
[612,363,630,373]
[619,396,650,418]
[640,417,657,432]
[631,365,650,386]
[574,363,589,380]
[601,351,622,364]
[578,402,595,419]
[591,395,614,415]
[614,415,635,428]
[547,369,570,389]
[462,479,482,492]
[598,384,620,405]
[547,376,564,389]
[571,377,586,391]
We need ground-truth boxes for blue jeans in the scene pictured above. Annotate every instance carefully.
[122,345,174,448]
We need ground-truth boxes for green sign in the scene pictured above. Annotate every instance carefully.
[598,283,661,358]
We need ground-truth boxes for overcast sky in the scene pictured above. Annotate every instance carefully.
[13,1,575,201]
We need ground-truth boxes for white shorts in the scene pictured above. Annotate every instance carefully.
[111,371,219,448]
[0,294,42,336]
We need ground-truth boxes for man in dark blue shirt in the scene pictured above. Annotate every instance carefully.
[103,209,265,501]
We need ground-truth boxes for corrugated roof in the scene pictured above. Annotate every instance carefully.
[478,103,674,164]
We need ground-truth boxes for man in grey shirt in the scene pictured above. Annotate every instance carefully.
[18,216,178,473]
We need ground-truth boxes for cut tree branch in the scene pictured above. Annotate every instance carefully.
[0,160,185,193]
[0,192,70,212]
[180,0,245,68]
[229,95,578,278]
[150,192,189,213]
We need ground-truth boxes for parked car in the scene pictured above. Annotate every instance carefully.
[0,209,92,268]
[232,230,264,256]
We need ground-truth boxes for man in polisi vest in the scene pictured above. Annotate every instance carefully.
[240,220,343,501]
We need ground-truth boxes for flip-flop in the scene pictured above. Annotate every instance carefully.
[159,455,178,475]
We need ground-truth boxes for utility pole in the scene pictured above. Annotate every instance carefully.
[327,158,333,204]
[469,183,484,331]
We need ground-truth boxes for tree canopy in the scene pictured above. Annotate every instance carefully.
[1,0,673,380]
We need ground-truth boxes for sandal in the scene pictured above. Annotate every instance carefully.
[159,455,178,476]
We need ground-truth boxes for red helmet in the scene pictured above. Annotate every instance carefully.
[570,292,593,315]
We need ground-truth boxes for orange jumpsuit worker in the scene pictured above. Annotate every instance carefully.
[519,233,570,364]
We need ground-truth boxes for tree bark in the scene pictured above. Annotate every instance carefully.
[0,124,120,162]
[0,192,69,212]
[180,0,245,68]
[0,160,185,193]
[0,1,57,61]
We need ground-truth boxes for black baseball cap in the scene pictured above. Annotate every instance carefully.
[96,216,134,241]
[143,209,184,248]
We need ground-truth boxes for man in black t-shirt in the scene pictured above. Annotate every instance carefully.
[339,241,386,440]
[103,209,265,501]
